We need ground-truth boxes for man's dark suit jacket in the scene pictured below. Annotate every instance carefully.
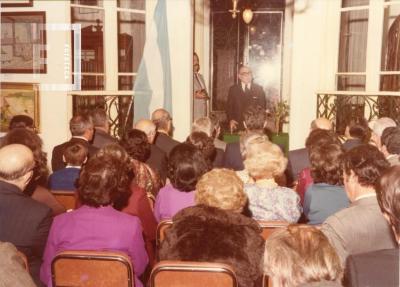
[344,248,399,287]
[154,132,179,156]
[0,181,52,287]
[287,147,310,184]
[51,137,98,172]
[146,144,168,183]
[223,142,244,171]
[226,83,266,125]
[49,167,80,191]
[92,128,117,149]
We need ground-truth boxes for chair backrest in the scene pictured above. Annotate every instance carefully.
[52,190,77,210]
[16,250,29,271]
[156,220,173,249]
[51,250,134,287]
[150,260,238,287]
[257,220,289,241]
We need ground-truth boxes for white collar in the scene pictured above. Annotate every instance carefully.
[241,82,251,91]
[72,136,88,141]
[66,165,81,169]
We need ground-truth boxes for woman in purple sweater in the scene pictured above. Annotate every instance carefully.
[40,154,148,287]
[154,143,210,222]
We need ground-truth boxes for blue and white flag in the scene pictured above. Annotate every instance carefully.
[133,0,172,122]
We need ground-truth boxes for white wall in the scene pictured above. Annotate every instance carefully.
[0,0,72,162]
[288,0,340,149]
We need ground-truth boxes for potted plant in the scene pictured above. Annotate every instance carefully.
[268,100,290,154]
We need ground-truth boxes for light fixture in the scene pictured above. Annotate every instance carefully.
[242,8,253,24]
[229,0,240,19]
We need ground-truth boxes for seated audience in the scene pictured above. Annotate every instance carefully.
[192,116,226,151]
[224,104,267,171]
[344,165,400,287]
[186,131,223,167]
[297,129,342,205]
[1,128,65,215]
[91,108,117,149]
[321,145,397,266]
[135,119,168,183]
[120,129,162,197]
[243,135,301,222]
[94,143,158,266]
[0,144,52,287]
[287,117,332,185]
[40,155,148,287]
[0,241,36,287]
[380,126,400,166]
[159,169,265,287]
[151,108,180,155]
[49,143,87,191]
[304,142,349,225]
[342,117,370,151]
[264,225,343,287]
[153,143,210,222]
[52,114,98,171]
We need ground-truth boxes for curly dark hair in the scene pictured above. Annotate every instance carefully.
[305,129,341,150]
[243,105,266,131]
[186,131,216,164]
[77,155,132,208]
[309,143,343,185]
[1,128,49,192]
[167,143,210,192]
[342,144,390,188]
[9,115,34,130]
[120,129,151,162]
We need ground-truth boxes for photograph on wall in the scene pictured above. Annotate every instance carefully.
[0,0,33,7]
[0,82,40,132]
[0,11,46,73]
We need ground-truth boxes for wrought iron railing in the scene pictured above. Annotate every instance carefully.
[69,91,133,138]
[317,91,400,134]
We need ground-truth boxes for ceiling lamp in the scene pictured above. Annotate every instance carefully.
[242,8,253,24]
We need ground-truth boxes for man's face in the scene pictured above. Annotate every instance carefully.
[238,67,252,84]
[193,54,200,73]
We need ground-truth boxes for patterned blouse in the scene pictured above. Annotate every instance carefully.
[244,182,301,223]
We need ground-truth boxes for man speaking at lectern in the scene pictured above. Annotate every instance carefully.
[226,65,266,132]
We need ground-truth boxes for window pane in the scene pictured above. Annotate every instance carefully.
[119,76,135,90]
[381,4,400,71]
[71,0,103,7]
[117,0,145,10]
[342,0,369,8]
[337,75,366,91]
[71,7,104,74]
[338,9,368,73]
[118,12,145,73]
[381,75,400,91]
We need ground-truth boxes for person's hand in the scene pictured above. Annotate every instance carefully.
[195,90,209,100]
[230,120,238,133]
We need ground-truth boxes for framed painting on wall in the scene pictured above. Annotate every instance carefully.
[0,11,46,73]
[0,82,40,132]
[0,0,33,7]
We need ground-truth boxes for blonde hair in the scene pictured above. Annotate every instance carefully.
[192,117,213,137]
[244,136,287,180]
[264,225,343,287]
[195,168,247,212]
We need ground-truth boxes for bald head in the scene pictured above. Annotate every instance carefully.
[151,108,172,134]
[311,118,332,131]
[135,119,156,143]
[0,144,34,188]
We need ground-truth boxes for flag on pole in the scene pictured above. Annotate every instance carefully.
[133,0,172,122]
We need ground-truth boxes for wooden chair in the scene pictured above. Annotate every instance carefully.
[51,250,134,287]
[156,220,173,261]
[52,190,77,210]
[149,260,238,287]
[257,220,289,241]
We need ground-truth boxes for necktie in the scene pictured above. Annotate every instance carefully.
[245,84,250,95]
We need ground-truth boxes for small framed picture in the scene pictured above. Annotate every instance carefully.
[1,11,46,73]
[0,0,33,7]
[0,82,40,132]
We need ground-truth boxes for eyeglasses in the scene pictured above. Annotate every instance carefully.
[239,72,252,76]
